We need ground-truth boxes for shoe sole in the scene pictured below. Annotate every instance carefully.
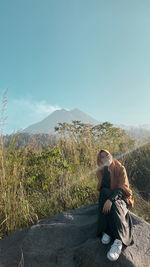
[107,253,119,261]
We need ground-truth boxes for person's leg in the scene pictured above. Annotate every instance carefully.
[97,188,113,238]
[106,199,133,261]
[107,199,134,247]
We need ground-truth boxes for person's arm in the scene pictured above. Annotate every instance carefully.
[108,188,125,202]
[117,165,134,208]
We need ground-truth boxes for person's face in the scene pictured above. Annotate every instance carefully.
[100,151,112,166]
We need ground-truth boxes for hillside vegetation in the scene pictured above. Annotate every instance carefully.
[0,120,150,239]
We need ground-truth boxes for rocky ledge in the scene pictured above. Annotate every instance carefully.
[0,203,150,267]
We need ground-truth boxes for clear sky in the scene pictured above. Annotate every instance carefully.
[0,0,150,135]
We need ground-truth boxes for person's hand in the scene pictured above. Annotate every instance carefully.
[102,199,112,214]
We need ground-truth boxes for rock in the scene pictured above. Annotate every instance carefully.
[0,203,150,267]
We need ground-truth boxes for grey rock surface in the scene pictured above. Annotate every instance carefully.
[0,203,150,267]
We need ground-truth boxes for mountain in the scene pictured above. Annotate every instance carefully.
[21,108,100,135]
[21,108,150,141]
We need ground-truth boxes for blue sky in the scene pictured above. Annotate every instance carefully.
[0,0,150,135]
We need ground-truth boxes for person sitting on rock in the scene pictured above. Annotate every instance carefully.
[96,149,134,261]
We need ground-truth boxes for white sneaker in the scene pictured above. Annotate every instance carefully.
[101,233,111,244]
[107,239,122,261]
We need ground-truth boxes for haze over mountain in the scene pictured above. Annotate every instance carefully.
[114,124,150,141]
[21,108,150,141]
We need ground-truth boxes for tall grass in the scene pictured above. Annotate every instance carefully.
[0,90,37,238]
